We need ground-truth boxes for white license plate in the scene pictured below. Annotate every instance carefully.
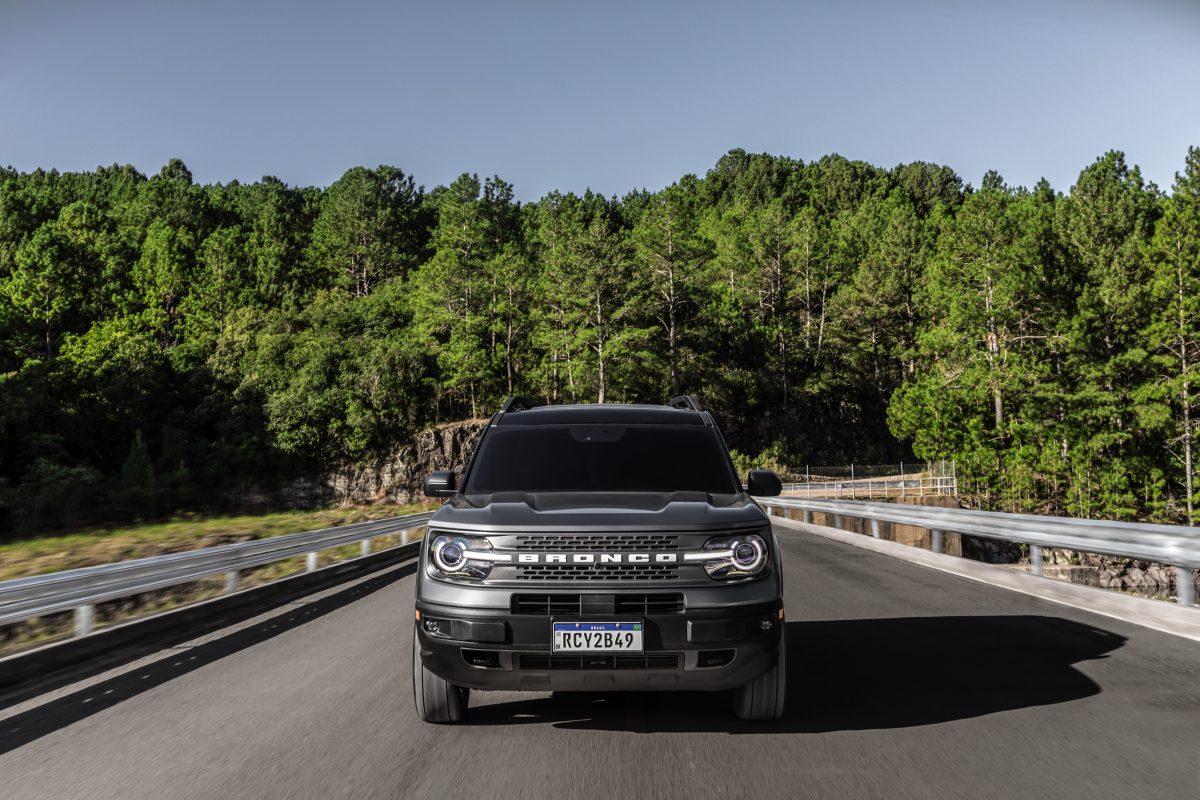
[552,621,643,653]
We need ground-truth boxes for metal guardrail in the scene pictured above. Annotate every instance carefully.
[781,476,957,498]
[762,497,1199,607]
[0,512,433,636]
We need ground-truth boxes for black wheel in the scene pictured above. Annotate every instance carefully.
[413,628,469,723]
[733,626,787,720]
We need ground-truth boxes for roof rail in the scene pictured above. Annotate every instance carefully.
[666,395,704,412]
[500,396,539,414]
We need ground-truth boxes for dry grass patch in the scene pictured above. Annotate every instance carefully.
[0,504,434,656]
[0,502,435,582]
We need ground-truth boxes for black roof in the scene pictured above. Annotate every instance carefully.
[494,403,708,426]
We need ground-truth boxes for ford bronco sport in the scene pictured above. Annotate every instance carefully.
[412,396,786,722]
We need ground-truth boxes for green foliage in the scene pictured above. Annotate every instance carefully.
[2,147,1199,534]
[3,458,101,533]
[630,178,706,396]
[309,166,424,297]
[118,430,157,517]
[1140,147,1200,523]
[408,175,524,414]
[729,439,797,481]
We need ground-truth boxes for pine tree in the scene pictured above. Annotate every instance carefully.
[1144,147,1200,524]
[631,179,706,396]
[1056,152,1158,518]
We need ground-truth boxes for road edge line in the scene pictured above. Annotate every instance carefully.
[0,542,421,706]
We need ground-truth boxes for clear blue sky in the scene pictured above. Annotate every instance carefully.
[2,0,1198,199]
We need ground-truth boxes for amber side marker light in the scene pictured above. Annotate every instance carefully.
[778,608,785,620]
[415,609,422,621]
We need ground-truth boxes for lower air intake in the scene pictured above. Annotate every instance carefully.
[519,654,680,670]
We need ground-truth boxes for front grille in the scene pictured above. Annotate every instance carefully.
[512,594,583,615]
[515,563,679,581]
[511,593,684,615]
[512,534,680,552]
[519,654,680,670]
[614,593,685,614]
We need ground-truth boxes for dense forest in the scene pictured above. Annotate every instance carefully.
[1,147,1198,534]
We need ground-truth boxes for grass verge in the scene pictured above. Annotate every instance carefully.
[0,503,434,657]
[0,503,435,582]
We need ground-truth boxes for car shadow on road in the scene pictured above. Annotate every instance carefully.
[465,615,1126,733]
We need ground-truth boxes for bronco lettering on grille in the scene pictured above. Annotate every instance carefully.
[514,552,678,564]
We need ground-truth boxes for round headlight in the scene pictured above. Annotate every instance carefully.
[731,538,766,572]
[429,534,495,580]
[700,533,769,579]
[434,541,464,571]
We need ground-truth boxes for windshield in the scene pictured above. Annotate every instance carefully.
[464,424,739,494]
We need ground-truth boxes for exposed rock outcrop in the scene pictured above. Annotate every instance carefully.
[229,419,490,510]
[323,419,489,505]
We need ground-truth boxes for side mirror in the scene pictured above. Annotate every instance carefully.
[747,469,782,497]
[423,470,457,498]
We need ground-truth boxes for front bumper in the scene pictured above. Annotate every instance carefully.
[415,597,784,692]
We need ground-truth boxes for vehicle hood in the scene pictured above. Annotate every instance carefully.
[429,491,769,533]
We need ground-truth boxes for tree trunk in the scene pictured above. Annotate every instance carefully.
[802,250,813,354]
[816,285,828,357]
[505,320,514,395]
[985,269,1003,432]
[1179,256,1195,526]
[667,272,679,396]
[490,274,498,357]
[778,325,788,408]
[597,350,606,404]
[561,316,577,402]
[550,352,559,402]
[596,290,607,404]
[1184,384,1194,526]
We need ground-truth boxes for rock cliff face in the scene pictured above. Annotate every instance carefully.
[255,419,489,509]
[327,419,490,505]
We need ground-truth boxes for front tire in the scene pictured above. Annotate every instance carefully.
[733,626,787,720]
[413,629,469,723]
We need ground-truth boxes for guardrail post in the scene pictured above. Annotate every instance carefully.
[1030,545,1044,577]
[833,513,843,530]
[930,529,943,554]
[306,551,318,572]
[74,604,95,637]
[401,528,410,545]
[225,570,240,593]
[361,539,371,557]
[1177,567,1196,607]
[870,518,880,539]
[802,509,812,524]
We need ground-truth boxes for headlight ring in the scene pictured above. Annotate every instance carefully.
[689,533,770,580]
[428,534,497,580]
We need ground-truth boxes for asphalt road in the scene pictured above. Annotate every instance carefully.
[2,528,1199,800]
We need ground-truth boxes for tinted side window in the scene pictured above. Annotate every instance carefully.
[465,425,737,494]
